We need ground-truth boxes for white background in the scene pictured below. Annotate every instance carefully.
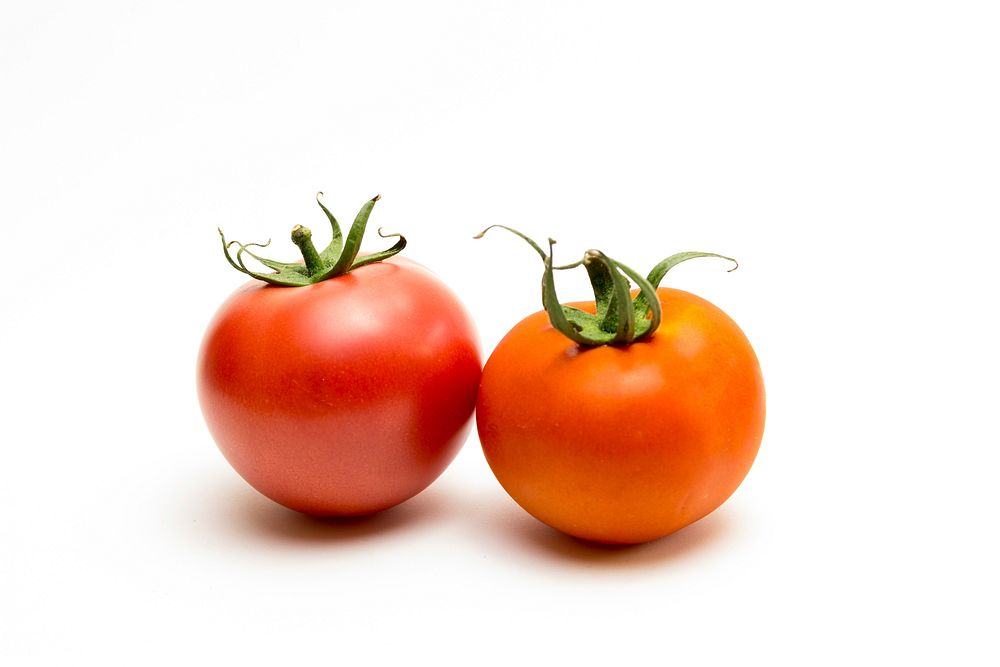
[2,1,998,664]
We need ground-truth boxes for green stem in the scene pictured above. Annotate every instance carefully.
[475,226,737,347]
[218,193,407,286]
[291,225,324,276]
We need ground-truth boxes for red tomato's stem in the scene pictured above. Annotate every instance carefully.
[291,225,324,276]
[218,193,406,287]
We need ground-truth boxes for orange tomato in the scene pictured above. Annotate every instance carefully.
[476,287,764,544]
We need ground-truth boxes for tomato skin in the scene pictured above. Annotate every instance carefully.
[197,258,481,516]
[476,287,765,544]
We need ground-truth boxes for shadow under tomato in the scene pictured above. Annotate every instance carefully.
[202,475,453,547]
[479,491,738,568]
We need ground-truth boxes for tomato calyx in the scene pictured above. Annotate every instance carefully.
[474,225,738,346]
[218,193,407,286]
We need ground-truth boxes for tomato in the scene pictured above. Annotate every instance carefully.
[198,195,481,515]
[475,229,764,544]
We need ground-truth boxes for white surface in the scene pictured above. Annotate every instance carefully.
[2,1,998,664]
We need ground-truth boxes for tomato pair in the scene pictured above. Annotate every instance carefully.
[197,195,765,544]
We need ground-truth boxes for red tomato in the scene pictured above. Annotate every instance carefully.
[198,257,481,515]
[477,287,764,544]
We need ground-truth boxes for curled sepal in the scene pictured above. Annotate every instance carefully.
[349,228,407,270]
[315,192,344,263]
[647,251,739,286]
[581,250,635,344]
[217,193,407,287]
[219,230,312,286]
[612,259,662,341]
[581,251,618,329]
[573,252,662,343]
[634,252,738,322]
[540,240,617,346]
[318,195,384,278]
[473,225,547,260]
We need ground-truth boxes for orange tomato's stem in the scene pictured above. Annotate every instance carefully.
[475,226,738,347]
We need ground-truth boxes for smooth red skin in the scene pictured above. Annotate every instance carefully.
[477,287,765,544]
[197,258,481,516]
